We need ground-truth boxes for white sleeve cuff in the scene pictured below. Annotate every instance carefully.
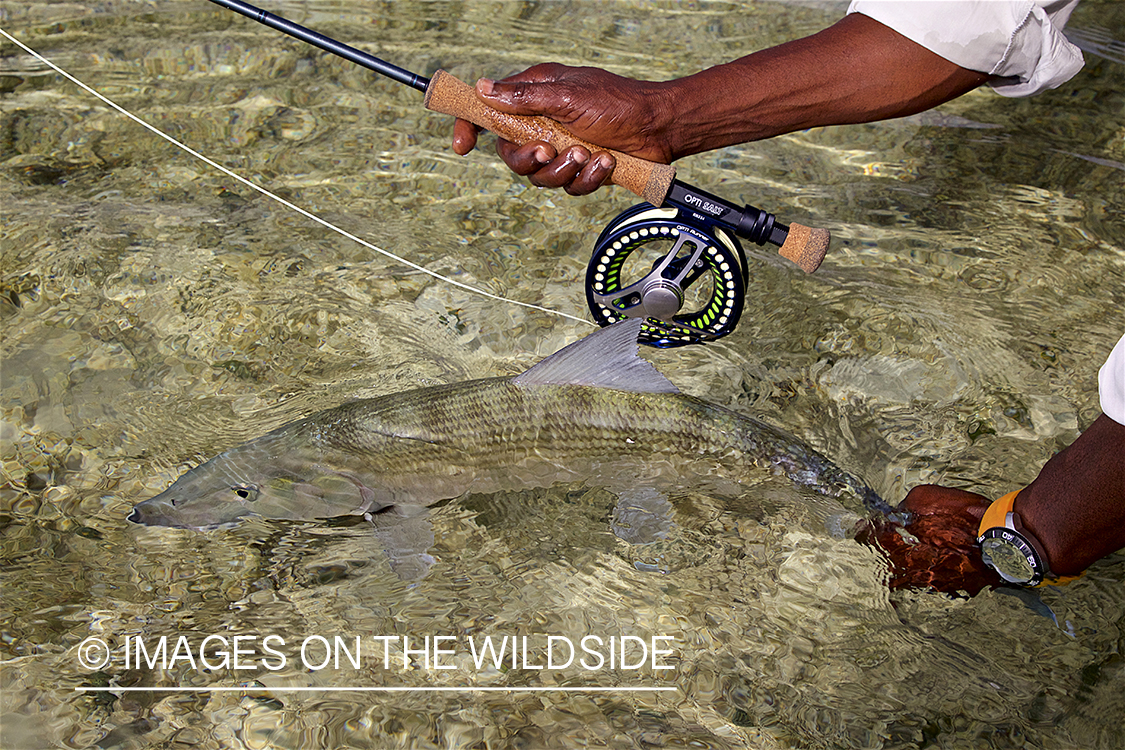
[847,0,1085,97]
[1099,334,1125,426]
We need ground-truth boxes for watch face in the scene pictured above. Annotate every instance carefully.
[980,529,1042,585]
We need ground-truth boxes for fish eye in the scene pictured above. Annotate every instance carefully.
[232,486,258,501]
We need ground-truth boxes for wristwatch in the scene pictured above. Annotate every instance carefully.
[977,490,1053,586]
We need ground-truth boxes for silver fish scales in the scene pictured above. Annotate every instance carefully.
[129,320,887,530]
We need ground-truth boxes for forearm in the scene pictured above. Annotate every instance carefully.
[1017,414,1125,576]
[460,12,995,196]
[652,13,991,159]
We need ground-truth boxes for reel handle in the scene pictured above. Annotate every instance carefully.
[424,70,676,207]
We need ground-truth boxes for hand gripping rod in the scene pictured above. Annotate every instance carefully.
[207,0,829,272]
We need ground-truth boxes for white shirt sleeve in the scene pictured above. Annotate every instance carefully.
[1099,334,1125,426]
[847,1,1085,97]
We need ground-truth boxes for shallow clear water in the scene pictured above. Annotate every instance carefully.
[2,1,1124,748]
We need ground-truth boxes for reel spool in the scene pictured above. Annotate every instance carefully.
[586,204,748,348]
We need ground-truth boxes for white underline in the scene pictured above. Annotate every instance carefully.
[76,686,676,693]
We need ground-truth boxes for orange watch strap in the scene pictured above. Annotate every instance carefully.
[978,489,1084,587]
[978,489,1020,538]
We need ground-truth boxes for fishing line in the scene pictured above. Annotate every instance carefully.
[0,26,591,326]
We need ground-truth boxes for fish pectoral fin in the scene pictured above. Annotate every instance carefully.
[387,503,431,519]
[366,508,436,581]
[611,487,675,545]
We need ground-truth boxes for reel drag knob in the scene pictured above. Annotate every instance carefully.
[585,205,748,348]
[638,278,684,320]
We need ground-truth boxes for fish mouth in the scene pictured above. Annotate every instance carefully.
[127,499,251,530]
[126,503,178,527]
[126,500,199,528]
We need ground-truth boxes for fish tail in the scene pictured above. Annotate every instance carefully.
[857,483,895,517]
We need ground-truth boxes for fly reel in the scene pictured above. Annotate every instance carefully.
[586,204,748,348]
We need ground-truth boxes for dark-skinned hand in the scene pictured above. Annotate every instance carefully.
[450,63,671,196]
[865,414,1125,595]
[858,485,1002,596]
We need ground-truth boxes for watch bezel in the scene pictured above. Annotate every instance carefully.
[978,527,1046,586]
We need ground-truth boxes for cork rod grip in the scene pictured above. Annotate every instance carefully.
[777,223,830,273]
[424,70,676,207]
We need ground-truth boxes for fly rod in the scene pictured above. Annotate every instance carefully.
[207,0,831,347]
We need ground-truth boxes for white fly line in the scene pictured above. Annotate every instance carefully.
[0,26,592,326]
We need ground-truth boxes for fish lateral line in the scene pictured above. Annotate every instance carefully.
[130,321,889,531]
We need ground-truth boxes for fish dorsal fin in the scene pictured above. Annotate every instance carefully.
[512,319,680,394]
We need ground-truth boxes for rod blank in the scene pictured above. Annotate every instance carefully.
[207,0,429,91]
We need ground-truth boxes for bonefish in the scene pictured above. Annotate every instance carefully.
[129,320,888,529]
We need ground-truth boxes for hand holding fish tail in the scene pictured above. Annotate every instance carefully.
[858,486,1000,596]
[860,410,1125,596]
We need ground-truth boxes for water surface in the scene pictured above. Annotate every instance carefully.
[2,1,1124,748]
